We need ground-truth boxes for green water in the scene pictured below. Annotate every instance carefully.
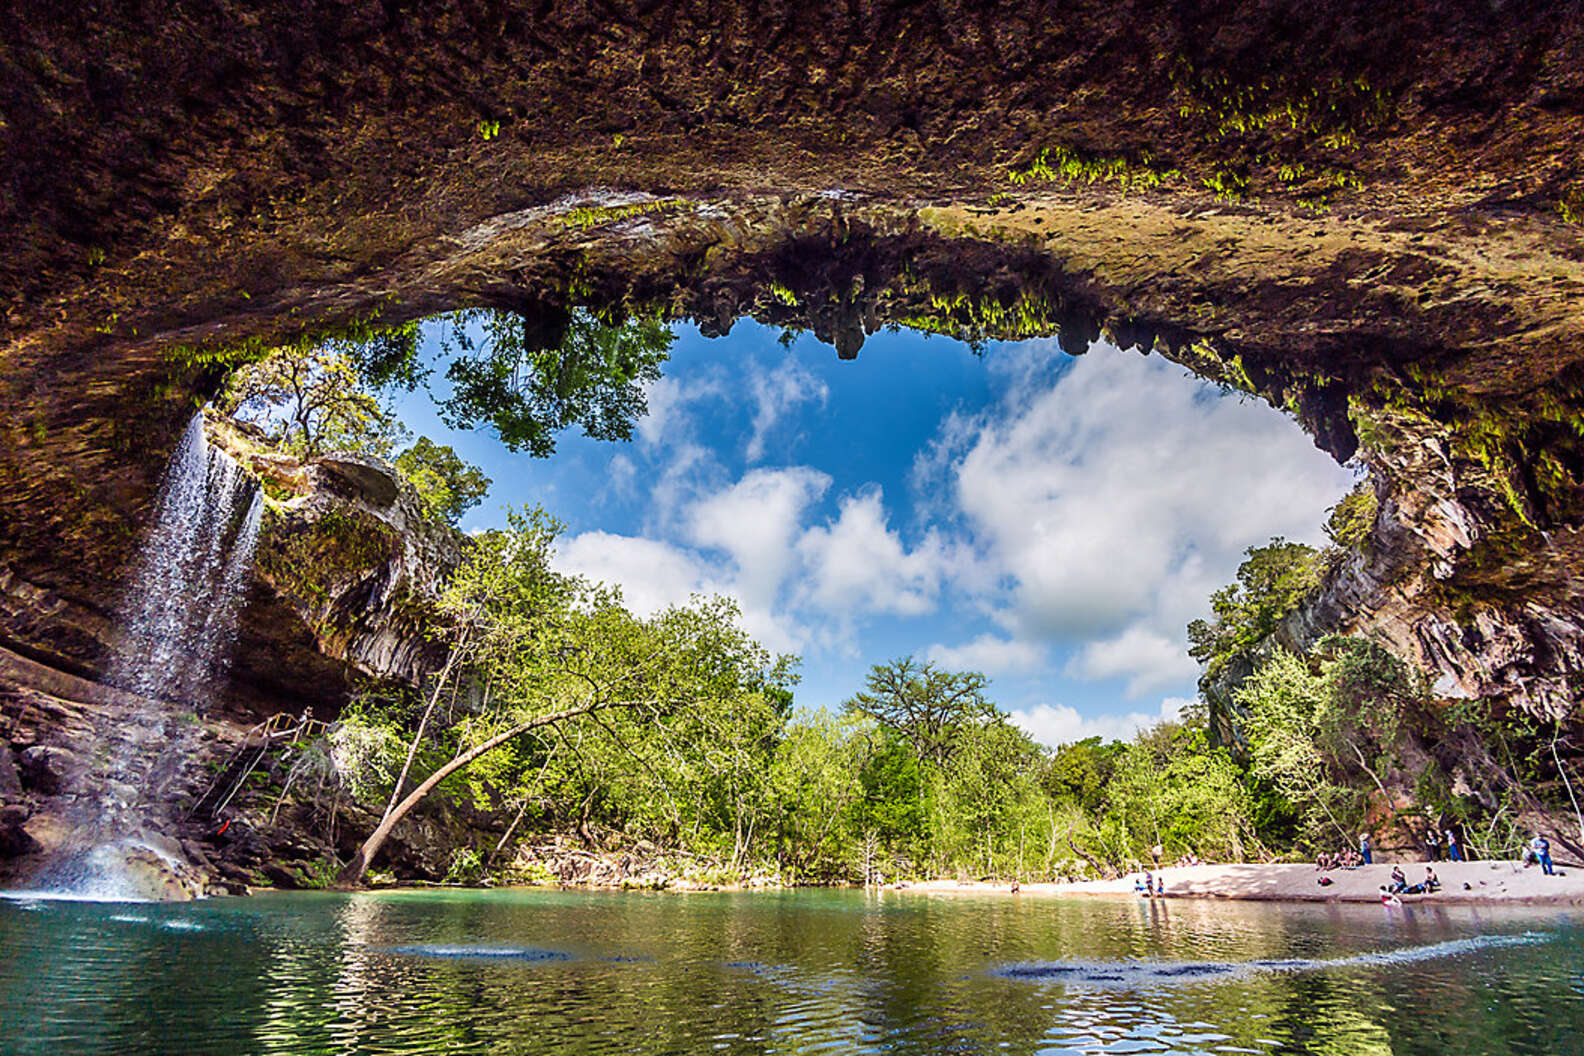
[0,889,1580,1055]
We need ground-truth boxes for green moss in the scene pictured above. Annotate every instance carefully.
[1559,186,1584,225]
[1009,145,1182,192]
[258,508,398,606]
[895,290,1059,347]
[550,199,685,232]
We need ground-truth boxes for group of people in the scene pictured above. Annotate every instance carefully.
[1423,828,1466,861]
[1379,865,1442,903]
[1523,832,1556,875]
[1133,871,1167,898]
[1314,848,1368,871]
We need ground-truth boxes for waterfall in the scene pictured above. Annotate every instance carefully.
[21,412,262,900]
[103,413,262,708]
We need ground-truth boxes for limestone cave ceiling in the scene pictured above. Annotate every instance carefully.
[1,1,1584,715]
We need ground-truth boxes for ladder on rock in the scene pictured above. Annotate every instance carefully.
[186,711,327,822]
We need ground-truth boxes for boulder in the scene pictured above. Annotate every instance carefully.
[0,804,37,857]
[18,745,83,795]
[0,743,21,799]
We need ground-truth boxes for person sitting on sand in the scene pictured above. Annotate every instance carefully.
[1424,866,1440,893]
[1530,833,1555,876]
[1316,852,1330,870]
[1389,866,1407,893]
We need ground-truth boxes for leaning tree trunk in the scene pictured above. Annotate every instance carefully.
[334,697,654,888]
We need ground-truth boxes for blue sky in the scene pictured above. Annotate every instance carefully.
[392,320,1355,747]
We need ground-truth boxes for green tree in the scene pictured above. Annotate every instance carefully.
[1040,737,1125,813]
[394,436,492,525]
[1236,647,1361,847]
[334,507,790,886]
[1187,538,1322,678]
[842,658,995,769]
[220,341,405,457]
[438,308,672,457]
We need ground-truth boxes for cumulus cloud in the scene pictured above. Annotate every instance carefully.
[636,373,726,448]
[947,343,1354,692]
[556,338,1352,715]
[1009,696,1191,749]
[551,528,804,653]
[925,634,1044,674]
[688,467,831,605]
[746,358,828,463]
[1066,626,1201,699]
[552,531,723,617]
[796,488,944,619]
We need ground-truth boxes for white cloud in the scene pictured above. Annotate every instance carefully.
[925,634,1044,674]
[637,373,726,448]
[553,531,723,617]
[946,343,1354,693]
[1010,695,1190,749]
[1066,626,1201,699]
[687,467,830,606]
[601,453,637,503]
[552,528,804,653]
[796,488,943,618]
[746,359,828,463]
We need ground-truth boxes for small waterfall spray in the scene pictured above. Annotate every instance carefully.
[23,412,262,899]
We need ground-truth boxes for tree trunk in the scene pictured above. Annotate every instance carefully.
[336,697,652,888]
[380,628,468,826]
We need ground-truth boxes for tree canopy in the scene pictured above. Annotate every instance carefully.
[842,658,996,769]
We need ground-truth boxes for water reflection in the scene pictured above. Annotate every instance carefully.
[0,890,1578,1055]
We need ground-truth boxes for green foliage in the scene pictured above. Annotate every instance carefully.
[219,341,406,458]
[842,658,995,769]
[1323,481,1378,551]
[1234,636,1434,851]
[394,436,492,525]
[1040,737,1124,813]
[896,290,1060,350]
[258,510,398,605]
[1201,167,1250,202]
[1187,538,1321,682]
[1008,145,1181,192]
[438,308,672,457]
[551,199,683,232]
[444,848,485,884]
[1560,186,1584,225]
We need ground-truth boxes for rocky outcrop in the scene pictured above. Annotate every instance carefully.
[207,420,464,704]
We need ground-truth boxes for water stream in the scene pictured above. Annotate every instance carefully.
[23,412,262,899]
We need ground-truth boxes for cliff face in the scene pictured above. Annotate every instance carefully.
[0,429,465,894]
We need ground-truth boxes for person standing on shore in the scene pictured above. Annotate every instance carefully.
[1446,828,1463,862]
[1359,832,1373,865]
[1426,829,1441,861]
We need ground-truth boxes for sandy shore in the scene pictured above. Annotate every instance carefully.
[903,859,1584,904]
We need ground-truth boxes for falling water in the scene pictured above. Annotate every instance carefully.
[103,412,262,708]
[22,412,262,899]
